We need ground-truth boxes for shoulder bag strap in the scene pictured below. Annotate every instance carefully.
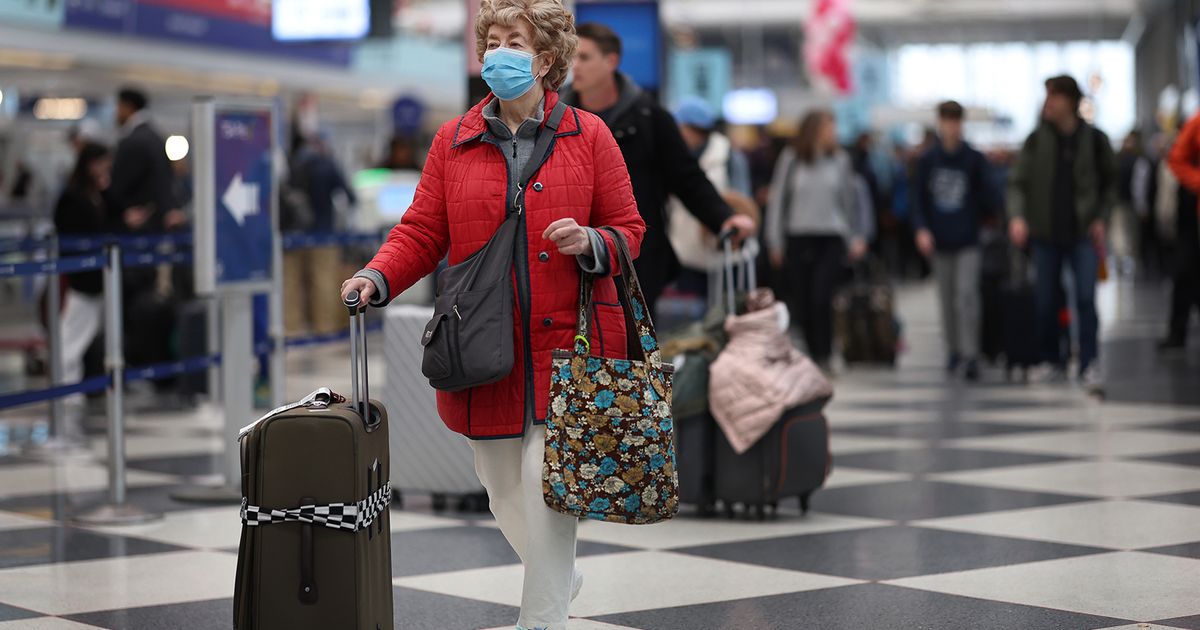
[519,101,569,187]
[573,227,663,367]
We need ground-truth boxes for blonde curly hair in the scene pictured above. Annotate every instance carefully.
[475,0,578,92]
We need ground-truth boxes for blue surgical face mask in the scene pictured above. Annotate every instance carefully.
[482,47,541,101]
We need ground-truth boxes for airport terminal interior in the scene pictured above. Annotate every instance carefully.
[1,1,1200,629]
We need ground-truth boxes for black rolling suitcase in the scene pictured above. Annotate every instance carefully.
[979,236,1009,363]
[233,292,393,630]
[175,300,209,402]
[713,404,831,519]
[1002,251,1040,381]
[835,263,898,366]
[668,235,758,516]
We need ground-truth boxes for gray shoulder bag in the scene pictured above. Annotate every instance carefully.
[420,101,568,392]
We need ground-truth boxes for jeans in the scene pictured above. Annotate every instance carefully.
[933,247,982,360]
[470,424,578,630]
[1031,239,1099,371]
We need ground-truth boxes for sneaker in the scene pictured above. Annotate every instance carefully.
[963,359,981,382]
[1030,364,1069,384]
[1080,363,1105,395]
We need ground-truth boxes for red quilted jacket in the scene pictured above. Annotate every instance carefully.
[366,91,645,439]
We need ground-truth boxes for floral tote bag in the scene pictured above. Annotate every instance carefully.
[542,228,679,525]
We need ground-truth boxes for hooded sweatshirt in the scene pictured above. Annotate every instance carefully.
[911,140,994,252]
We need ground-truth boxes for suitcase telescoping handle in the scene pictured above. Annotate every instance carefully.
[344,290,371,420]
[716,229,759,316]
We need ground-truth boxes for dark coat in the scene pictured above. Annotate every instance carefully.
[561,74,732,307]
[107,119,176,231]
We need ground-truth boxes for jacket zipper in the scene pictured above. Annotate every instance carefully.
[484,125,559,431]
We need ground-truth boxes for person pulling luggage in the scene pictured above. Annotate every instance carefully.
[340,2,645,628]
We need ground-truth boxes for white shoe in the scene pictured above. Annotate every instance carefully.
[1080,364,1105,395]
[1030,364,1068,384]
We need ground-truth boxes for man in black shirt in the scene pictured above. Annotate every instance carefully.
[561,23,754,316]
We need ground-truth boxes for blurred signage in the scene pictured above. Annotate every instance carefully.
[391,96,425,135]
[723,89,778,126]
[0,0,64,26]
[668,48,731,115]
[272,0,370,42]
[575,1,661,91]
[63,0,352,65]
[193,100,277,294]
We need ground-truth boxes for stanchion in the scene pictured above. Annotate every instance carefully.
[269,233,286,407]
[24,236,87,458]
[172,291,250,504]
[73,244,162,525]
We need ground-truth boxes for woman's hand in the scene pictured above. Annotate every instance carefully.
[340,276,375,305]
[848,238,868,262]
[543,218,592,257]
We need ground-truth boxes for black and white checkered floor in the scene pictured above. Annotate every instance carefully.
[0,282,1198,630]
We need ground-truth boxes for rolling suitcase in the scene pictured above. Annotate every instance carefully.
[233,291,394,630]
[979,235,1009,364]
[382,305,487,512]
[1002,251,1040,381]
[670,235,758,516]
[834,263,898,366]
[713,404,831,519]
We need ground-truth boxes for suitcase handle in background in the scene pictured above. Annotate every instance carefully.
[716,232,760,316]
[344,291,372,422]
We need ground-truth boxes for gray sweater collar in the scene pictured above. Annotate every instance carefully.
[482,97,545,140]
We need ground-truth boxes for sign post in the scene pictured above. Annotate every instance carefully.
[175,98,279,503]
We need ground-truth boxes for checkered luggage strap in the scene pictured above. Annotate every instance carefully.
[240,482,392,533]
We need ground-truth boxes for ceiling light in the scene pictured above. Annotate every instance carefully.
[33,98,87,121]
[165,135,190,162]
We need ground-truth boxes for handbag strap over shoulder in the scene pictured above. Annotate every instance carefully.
[574,227,663,367]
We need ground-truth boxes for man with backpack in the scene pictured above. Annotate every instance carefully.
[913,101,997,382]
[1008,75,1117,393]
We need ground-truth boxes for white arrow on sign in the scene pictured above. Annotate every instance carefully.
[222,172,261,226]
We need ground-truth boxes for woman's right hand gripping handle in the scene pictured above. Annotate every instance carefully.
[340,276,376,307]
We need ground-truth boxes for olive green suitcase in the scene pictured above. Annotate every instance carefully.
[234,292,393,629]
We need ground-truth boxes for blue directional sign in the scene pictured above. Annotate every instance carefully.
[194,100,277,294]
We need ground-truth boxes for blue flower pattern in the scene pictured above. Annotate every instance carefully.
[541,254,678,526]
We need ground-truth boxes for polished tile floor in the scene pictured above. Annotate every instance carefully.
[0,280,1198,629]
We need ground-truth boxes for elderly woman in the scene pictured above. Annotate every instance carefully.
[340,1,643,628]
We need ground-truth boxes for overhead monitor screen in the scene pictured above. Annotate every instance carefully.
[273,0,370,41]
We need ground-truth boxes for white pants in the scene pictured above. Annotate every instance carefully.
[60,288,103,427]
[470,424,578,630]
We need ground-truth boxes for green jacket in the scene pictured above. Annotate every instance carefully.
[1007,120,1117,241]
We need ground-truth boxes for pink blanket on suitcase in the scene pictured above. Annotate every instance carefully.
[709,294,833,454]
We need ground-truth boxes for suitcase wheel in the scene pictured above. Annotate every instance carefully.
[800,492,812,515]
[431,494,448,512]
[392,488,404,509]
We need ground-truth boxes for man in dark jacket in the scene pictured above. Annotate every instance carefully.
[1008,75,1117,393]
[913,101,996,381]
[561,23,754,315]
[107,87,177,234]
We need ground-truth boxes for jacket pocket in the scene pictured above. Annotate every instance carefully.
[420,312,453,381]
